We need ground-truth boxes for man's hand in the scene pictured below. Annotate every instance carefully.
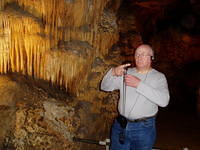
[112,64,131,76]
[124,74,141,88]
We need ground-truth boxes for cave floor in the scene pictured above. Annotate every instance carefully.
[154,109,200,150]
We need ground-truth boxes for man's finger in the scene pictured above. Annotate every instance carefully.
[121,63,131,68]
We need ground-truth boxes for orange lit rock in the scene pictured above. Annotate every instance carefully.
[0,0,121,149]
[0,1,119,95]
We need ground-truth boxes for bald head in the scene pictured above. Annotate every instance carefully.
[135,44,154,57]
[134,44,154,72]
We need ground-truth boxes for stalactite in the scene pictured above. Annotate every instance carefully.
[0,13,11,73]
[0,0,119,95]
[0,0,14,10]
[62,28,119,56]
[41,49,94,95]
[15,0,111,46]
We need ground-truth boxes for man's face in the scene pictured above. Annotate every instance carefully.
[134,46,152,69]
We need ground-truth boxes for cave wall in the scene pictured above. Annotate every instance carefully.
[0,0,123,149]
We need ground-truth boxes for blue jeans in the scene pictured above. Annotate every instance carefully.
[110,117,156,150]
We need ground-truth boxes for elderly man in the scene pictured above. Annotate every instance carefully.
[101,44,170,150]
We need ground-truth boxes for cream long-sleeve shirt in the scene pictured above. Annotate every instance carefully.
[100,67,170,120]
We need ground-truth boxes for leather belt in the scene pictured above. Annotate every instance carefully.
[117,114,156,128]
[126,115,156,123]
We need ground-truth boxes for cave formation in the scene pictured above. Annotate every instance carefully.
[0,0,199,149]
